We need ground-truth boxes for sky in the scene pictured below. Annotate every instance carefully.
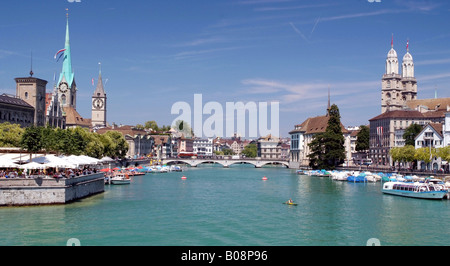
[1,0,450,138]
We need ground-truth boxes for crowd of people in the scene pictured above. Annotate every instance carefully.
[0,167,99,179]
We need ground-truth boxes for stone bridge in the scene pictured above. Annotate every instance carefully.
[162,158,290,168]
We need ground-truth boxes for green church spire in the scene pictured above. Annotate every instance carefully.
[58,13,75,87]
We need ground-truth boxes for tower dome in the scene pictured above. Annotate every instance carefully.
[386,47,399,75]
[387,47,398,59]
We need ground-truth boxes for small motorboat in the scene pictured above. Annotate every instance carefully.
[111,174,131,185]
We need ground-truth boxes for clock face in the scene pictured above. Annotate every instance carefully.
[93,98,104,109]
[59,83,68,93]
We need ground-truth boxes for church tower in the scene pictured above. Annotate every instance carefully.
[381,36,402,113]
[381,37,417,113]
[56,12,78,110]
[400,40,417,103]
[91,64,107,128]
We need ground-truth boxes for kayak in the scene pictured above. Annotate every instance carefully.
[283,202,298,206]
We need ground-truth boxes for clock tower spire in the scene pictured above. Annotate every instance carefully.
[92,63,107,128]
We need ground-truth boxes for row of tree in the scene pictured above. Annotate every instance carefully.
[0,122,129,159]
[390,145,450,169]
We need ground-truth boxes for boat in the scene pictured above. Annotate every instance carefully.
[283,202,298,206]
[382,181,448,200]
[110,174,131,185]
[347,175,367,183]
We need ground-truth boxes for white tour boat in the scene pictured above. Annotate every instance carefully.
[382,180,448,200]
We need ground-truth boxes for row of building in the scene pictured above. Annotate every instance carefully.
[95,125,291,160]
[288,38,450,171]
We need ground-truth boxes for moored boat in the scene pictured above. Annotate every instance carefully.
[382,181,447,200]
[110,174,131,185]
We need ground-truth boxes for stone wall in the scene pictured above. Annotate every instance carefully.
[0,173,104,206]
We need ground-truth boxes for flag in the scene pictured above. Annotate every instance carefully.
[406,40,409,51]
[377,126,383,136]
[92,78,95,86]
[54,49,66,60]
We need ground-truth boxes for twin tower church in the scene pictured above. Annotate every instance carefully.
[15,14,107,130]
[381,37,417,113]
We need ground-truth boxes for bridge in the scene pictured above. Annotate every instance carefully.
[162,158,290,168]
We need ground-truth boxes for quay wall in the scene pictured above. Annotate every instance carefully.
[0,173,105,207]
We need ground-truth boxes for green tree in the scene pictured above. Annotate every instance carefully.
[242,144,257,158]
[0,122,24,147]
[144,121,159,131]
[308,133,327,169]
[105,131,129,159]
[222,148,234,155]
[403,123,423,146]
[308,104,346,170]
[437,146,450,162]
[20,126,44,159]
[355,125,369,152]
[415,147,436,170]
[85,133,105,159]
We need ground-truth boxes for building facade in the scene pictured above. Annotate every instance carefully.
[368,110,434,166]
[45,92,66,129]
[289,114,350,168]
[257,134,281,159]
[15,77,47,127]
[415,123,444,171]
[0,94,35,127]
[193,138,213,157]
[445,111,450,147]
[97,125,154,159]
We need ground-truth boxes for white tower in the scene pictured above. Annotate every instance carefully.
[382,36,402,113]
[400,40,417,103]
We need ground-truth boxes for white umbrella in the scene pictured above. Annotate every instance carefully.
[100,156,114,163]
[32,155,76,169]
[0,157,20,168]
[19,162,46,170]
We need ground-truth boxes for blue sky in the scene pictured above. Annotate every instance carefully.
[1,0,450,138]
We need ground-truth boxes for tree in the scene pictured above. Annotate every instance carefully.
[105,131,129,159]
[308,133,327,169]
[144,121,159,131]
[437,146,450,162]
[403,123,423,146]
[85,133,105,159]
[390,145,415,170]
[355,125,369,152]
[20,126,44,160]
[0,122,24,147]
[415,147,436,170]
[308,104,346,170]
[242,144,257,158]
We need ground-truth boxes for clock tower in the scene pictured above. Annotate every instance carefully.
[91,65,107,128]
[57,13,77,109]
